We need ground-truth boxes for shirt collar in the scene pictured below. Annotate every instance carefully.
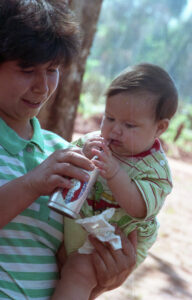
[30,117,45,152]
[112,139,161,161]
[129,139,160,158]
[0,117,45,155]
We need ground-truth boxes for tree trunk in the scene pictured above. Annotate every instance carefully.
[38,0,103,141]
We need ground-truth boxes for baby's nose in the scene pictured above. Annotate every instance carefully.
[111,123,122,135]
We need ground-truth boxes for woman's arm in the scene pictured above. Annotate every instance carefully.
[52,252,96,300]
[0,148,94,228]
[53,228,137,300]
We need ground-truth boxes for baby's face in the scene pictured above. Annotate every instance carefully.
[101,91,165,156]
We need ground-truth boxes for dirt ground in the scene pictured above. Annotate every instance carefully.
[73,114,192,300]
[97,158,192,300]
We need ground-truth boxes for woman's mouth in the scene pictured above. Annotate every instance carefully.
[22,99,42,108]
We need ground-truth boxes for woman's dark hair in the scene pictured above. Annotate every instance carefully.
[0,0,80,67]
[106,63,178,121]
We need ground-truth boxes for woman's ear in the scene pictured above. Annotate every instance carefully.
[155,118,170,137]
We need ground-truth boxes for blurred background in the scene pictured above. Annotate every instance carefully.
[38,0,192,299]
[78,0,192,159]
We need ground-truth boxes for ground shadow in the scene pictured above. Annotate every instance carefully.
[135,252,192,299]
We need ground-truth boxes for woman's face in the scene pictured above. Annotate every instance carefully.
[0,60,59,128]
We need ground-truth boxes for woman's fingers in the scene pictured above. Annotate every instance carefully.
[89,228,137,290]
[56,148,94,170]
[110,227,137,269]
[127,229,137,252]
[52,148,95,182]
[54,162,90,182]
[90,236,116,268]
[90,236,118,286]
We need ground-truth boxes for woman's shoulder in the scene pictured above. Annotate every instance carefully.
[41,129,71,150]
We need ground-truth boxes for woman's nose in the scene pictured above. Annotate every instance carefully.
[32,72,49,95]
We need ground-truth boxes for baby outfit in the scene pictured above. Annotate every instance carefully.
[64,131,172,266]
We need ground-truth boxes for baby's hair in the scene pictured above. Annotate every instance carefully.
[106,63,178,121]
[0,0,79,67]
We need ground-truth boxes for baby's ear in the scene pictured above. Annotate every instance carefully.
[155,118,169,137]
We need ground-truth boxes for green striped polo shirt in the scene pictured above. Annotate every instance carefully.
[0,117,70,300]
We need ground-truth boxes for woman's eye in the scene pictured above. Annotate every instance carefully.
[47,65,59,73]
[48,68,58,73]
[21,69,34,74]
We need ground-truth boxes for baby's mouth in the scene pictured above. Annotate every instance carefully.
[110,139,122,146]
[106,139,111,146]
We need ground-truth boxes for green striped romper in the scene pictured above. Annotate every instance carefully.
[64,131,173,266]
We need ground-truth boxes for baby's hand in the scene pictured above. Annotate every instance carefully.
[92,142,120,180]
[83,135,104,159]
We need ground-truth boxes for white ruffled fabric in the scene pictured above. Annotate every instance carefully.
[75,208,122,254]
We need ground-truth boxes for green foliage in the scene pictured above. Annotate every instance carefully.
[78,93,105,117]
[161,103,192,152]
[80,0,192,152]
[82,0,192,105]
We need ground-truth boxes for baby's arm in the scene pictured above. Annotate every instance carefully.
[92,143,147,219]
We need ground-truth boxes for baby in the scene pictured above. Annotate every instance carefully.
[64,63,178,266]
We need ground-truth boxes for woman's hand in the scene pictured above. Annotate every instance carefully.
[53,228,137,300]
[89,228,137,299]
[24,147,94,199]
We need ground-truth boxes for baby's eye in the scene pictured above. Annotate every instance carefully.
[125,123,136,128]
[106,116,114,122]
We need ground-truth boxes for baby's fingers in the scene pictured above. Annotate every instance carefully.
[92,148,110,162]
[89,140,103,151]
[88,136,104,143]
[92,160,107,175]
[101,142,111,156]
